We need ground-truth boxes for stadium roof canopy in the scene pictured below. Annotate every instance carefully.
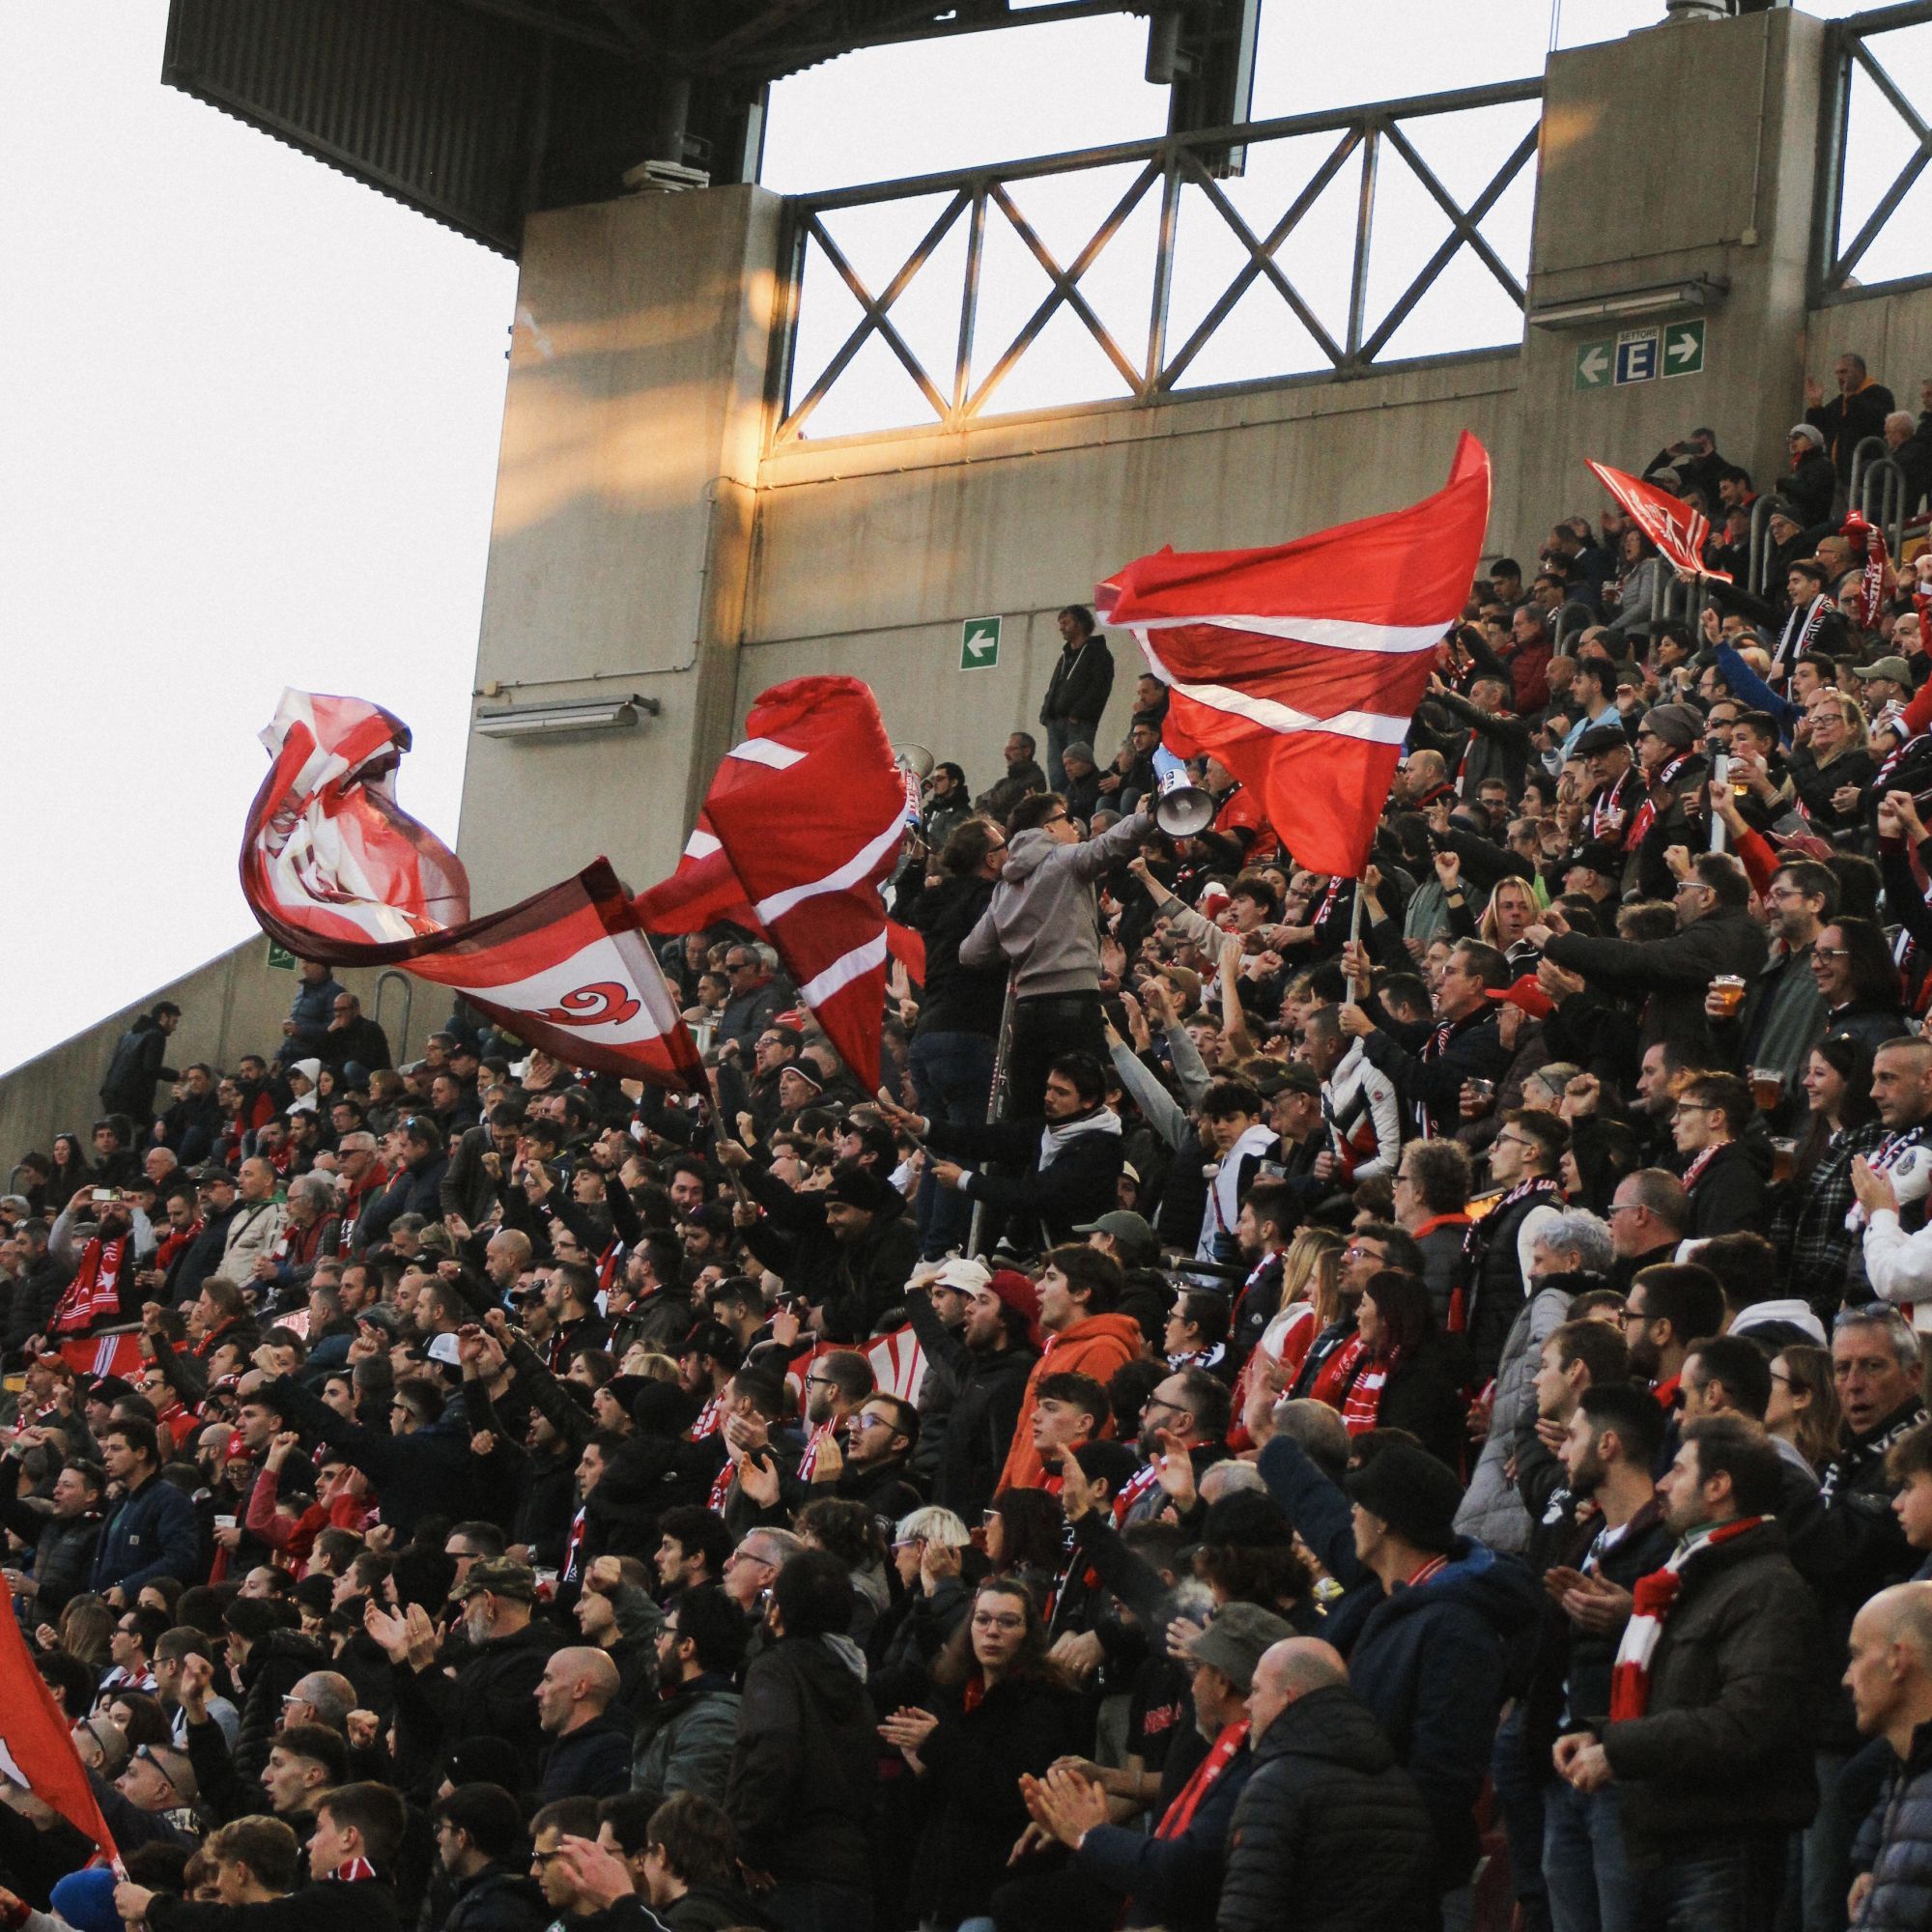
[163,0,1227,254]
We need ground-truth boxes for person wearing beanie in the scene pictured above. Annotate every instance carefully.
[902,1262,1044,1523]
[1254,1435,1537,1903]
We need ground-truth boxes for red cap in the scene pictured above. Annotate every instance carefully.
[1487,974,1553,1020]
[987,1269,1043,1350]
[225,1430,249,1463]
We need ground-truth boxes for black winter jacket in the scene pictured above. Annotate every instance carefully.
[923,1110,1124,1252]
[911,1668,1086,1922]
[1545,906,1769,1061]
[536,1709,634,1803]
[1855,1718,1932,1930]
[148,1878,402,1932]
[1217,1685,1435,1932]
[0,1490,99,1616]
[901,872,1006,1038]
[442,1866,549,1932]
[391,1620,565,1795]
[1039,635,1115,727]
[1599,1518,1821,1857]
[234,1629,329,1786]
[902,1290,1039,1522]
[724,1635,876,1890]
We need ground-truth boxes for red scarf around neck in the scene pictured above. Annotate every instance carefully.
[1608,1516,1766,1720]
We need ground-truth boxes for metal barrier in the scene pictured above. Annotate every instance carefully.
[1815,1,1932,303]
[1747,493,1776,600]
[769,76,1542,442]
[373,970,413,1061]
[1861,452,1909,555]
[1553,600,1596,652]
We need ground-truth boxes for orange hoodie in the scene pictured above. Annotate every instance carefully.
[996,1311,1147,1492]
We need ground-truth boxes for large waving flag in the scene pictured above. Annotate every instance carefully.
[639,676,907,1089]
[242,692,703,1091]
[1586,459,1730,582]
[0,1604,122,1868]
[1095,433,1492,875]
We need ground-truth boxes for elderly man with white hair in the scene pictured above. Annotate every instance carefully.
[1457,1208,1615,1555]
[252,1171,340,1294]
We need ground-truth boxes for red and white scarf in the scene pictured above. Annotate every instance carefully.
[333,1858,379,1884]
[1680,1142,1726,1192]
[51,1235,129,1335]
[1608,1517,1766,1719]
[1591,767,1637,844]
[798,1420,838,1483]
[1155,1719,1248,1839]
[1773,595,1834,680]
[1845,513,1892,630]
[561,1506,586,1582]
[1627,753,1693,850]
[1114,1462,1164,1522]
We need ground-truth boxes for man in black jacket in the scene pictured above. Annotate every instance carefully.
[1217,1637,1434,1932]
[1554,1417,1821,1930]
[1039,606,1115,790]
[432,1782,550,1932]
[367,1555,563,1792]
[901,1264,1039,1523]
[1667,1071,1769,1238]
[100,1004,181,1134]
[879,1051,1124,1255]
[724,1550,876,1923]
[0,1454,102,1617]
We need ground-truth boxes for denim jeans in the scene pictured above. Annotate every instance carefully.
[1544,1779,1636,1932]
[1492,1705,1548,1917]
[909,1028,998,1256]
[1632,1832,1790,1932]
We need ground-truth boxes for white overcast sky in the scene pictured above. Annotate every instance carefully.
[0,0,1900,1075]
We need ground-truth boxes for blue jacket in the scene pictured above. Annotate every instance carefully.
[1075,1737,1254,1930]
[91,1470,200,1595]
[1257,1436,1539,1891]
[358,1151,449,1248]
[281,973,345,1059]
[1855,1719,1932,1928]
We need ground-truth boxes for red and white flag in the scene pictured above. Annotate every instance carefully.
[242,692,703,1091]
[1094,434,1492,876]
[0,1602,122,1868]
[638,675,908,1090]
[1586,459,1731,582]
[867,1324,927,1406]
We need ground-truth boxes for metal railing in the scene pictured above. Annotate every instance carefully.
[1815,1,1932,303]
[373,970,413,1060]
[767,77,1542,444]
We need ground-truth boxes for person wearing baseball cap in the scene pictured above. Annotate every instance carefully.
[1026,1602,1293,1928]
[1072,1209,1159,1269]
[900,1262,1042,1522]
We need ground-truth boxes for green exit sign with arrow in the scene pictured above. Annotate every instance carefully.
[1662,318,1705,377]
[960,615,1001,670]
[1575,339,1612,391]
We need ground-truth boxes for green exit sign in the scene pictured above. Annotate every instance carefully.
[266,942,297,971]
[960,615,1001,670]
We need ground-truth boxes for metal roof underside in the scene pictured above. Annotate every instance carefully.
[161,0,1145,254]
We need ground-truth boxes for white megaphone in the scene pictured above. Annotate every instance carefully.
[1151,746,1214,838]
[894,743,936,781]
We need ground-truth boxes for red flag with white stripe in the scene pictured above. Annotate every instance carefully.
[1585,459,1730,582]
[241,692,703,1091]
[1094,434,1492,876]
[639,676,908,1090]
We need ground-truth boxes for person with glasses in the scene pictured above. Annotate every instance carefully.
[713,943,791,1061]
[1666,1073,1765,1239]
[1621,1264,1725,1424]
[1290,1221,1424,1408]
[796,1350,871,1485]
[1706,857,1835,1114]
[1808,918,1910,1059]
[880,1577,1084,1932]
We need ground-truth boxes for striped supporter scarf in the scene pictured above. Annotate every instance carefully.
[1608,1516,1765,1719]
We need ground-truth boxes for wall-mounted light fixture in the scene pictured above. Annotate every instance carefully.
[472,695,663,741]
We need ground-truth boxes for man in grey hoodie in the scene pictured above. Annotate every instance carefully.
[960,791,1151,1118]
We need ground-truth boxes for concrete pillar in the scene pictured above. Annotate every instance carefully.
[457,185,782,912]
[1511,5,1827,523]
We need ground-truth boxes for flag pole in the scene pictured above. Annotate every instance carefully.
[966,971,1017,1260]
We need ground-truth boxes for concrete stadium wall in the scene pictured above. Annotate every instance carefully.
[450,6,1885,922]
[0,942,430,1183]
[15,6,1932,1142]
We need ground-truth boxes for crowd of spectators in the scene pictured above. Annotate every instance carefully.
[12,358,1932,1932]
